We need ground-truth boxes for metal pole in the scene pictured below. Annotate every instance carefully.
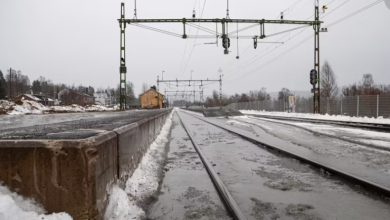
[219,74,223,108]
[314,0,321,114]
[157,75,159,91]
[357,96,360,117]
[377,95,379,118]
[119,2,127,110]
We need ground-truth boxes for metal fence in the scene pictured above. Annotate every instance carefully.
[226,95,390,118]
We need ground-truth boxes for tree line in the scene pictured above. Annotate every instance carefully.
[203,61,390,107]
[0,69,136,106]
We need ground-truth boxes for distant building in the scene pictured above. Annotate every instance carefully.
[94,90,115,106]
[139,86,165,109]
[58,89,95,106]
[34,94,55,106]
[15,94,42,103]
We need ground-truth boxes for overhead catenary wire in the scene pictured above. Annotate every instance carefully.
[131,23,182,38]
[326,0,384,27]
[321,0,352,19]
[224,0,384,83]
[221,0,320,74]
[181,0,208,76]
[222,0,364,77]
[126,0,382,98]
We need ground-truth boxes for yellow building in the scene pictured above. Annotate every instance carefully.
[139,87,165,109]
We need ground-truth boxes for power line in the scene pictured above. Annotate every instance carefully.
[222,0,359,77]
[326,0,383,27]
[181,0,208,75]
[225,0,384,83]
[130,24,182,38]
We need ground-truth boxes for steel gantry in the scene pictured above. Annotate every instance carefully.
[164,90,204,104]
[157,77,222,107]
[118,2,323,113]
[119,3,127,110]
[314,0,321,113]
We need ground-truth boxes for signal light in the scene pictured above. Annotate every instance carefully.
[310,69,317,85]
[222,36,230,49]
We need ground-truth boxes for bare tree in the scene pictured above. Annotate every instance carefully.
[361,73,377,95]
[142,83,149,93]
[320,61,338,98]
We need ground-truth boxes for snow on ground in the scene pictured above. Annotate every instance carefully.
[6,100,49,115]
[238,115,390,151]
[104,111,174,220]
[0,184,72,220]
[241,110,390,125]
[103,185,145,220]
[226,119,252,127]
[0,99,117,115]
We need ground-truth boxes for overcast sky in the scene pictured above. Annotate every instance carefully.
[1,0,389,97]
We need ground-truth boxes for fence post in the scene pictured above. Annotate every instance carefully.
[340,97,343,115]
[357,96,360,117]
[377,95,379,118]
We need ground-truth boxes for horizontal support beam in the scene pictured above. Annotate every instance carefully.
[119,18,321,25]
[165,91,203,93]
[158,79,220,83]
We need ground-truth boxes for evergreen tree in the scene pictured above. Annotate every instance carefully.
[0,70,6,99]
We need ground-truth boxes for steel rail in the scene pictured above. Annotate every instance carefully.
[182,111,390,198]
[245,114,390,133]
[240,116,390,153]
[177,111,247,220]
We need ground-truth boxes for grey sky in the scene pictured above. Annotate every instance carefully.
[0,0,389,96]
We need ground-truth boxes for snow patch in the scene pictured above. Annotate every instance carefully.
[0,99,117,115]
[125,111,173,199]
[0,184,72,220]
[227,119,251,127]
[8,99,49,115]
[241,110,390,125]
[104,185,144,220]
[105,111,174,220]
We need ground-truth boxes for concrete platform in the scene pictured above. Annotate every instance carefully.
[0,109,171,220]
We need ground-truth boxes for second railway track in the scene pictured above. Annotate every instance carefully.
[176,109,390,219]
[238,115,390,153]
[246,113,390,133]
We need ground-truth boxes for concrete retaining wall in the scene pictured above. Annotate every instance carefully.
[0,109,171,220]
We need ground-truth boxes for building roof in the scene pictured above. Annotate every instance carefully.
[22,94,42,102]
[140,88,164,97]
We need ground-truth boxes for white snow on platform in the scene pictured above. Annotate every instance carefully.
[241,110,390,125]
[105,111,174,220]
[104,185,145,220]
[0,184,72,220]
[0,99,117,115]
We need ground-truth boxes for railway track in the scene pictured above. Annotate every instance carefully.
[177,111,246,220]
[245,113,390,133]
[176,110,390,219]
[180,110,390,198]
[237,116,390,153]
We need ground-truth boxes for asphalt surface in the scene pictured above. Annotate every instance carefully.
[0,109,170,140]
